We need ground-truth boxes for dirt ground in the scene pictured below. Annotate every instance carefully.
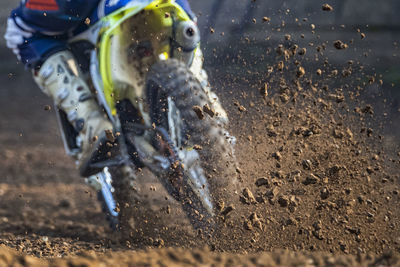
[0,5,400,267]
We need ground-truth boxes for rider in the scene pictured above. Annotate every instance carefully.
[5,0,196,176]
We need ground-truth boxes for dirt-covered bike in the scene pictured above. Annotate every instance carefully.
[57,0,238,236]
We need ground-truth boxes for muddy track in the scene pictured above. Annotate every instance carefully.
[1,245,399,267]
[0,67,399,265]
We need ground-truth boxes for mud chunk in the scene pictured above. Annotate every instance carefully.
[285,217,298,226]
[295,126,312,137]
[278,195,289,207]
[241,188,257,204]
[339,242,348,253]
[302,159,312,170]
[250,212,263,230]
[310,124,322,135]
[329,93,345,103]
[288,198,298,213]
[272,151,282,161]
[334,40,348,50]
[312,230,324,240]
[202,104,215,117]
[322,3,334,11]
[153,238,164,248]
[320,188,330,199]
[221,205,235,216]
[43,105,51,111]
[193,144,203,151]
[346,226,361,235]
[313,220,322,231]
[361,105,374,114]
[280,93,290,103]
[368,76,375,84]
[296,66,306,78]
[342,68,352,77]
[298,48,307,56]
[256,195,266,204]
[238,105,247,112]
[331,69,338,76]
[346,128,354,139]
[105,129,115,142]
[287,170,302,182]
[192,106,204,120]
[303,174,319,185]
[216,200,225,211]
[262,16,271,22]
[260,83,269,98]
[267,125,278,137]
[210,27,215,34]
[114,204,120,213]
[244,219,253,231]
[255,177,270,187]
[327,165,341,178]
[312,221,324,240]
[277,61,285,71]
[234,102,247,112]
[360,32,366,39]
[316,69,322,76]
[276,44,284,56]
[265,188,276,201]
[333,129,344,139]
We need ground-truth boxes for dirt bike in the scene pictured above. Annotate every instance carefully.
[56,0,238,236]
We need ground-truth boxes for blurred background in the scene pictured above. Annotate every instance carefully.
[0,0,398,144]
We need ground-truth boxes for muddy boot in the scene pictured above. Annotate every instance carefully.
[33,51,114,176]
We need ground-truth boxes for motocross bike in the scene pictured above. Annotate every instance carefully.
[57,0,238,236]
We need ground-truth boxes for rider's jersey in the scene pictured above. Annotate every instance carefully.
[5,0,194,68]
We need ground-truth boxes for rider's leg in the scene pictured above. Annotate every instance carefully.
[33,51,113,176]
[5,9,114,177]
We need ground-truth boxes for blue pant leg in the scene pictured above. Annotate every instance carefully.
[18,35,67,68]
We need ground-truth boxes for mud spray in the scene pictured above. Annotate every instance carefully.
[0,2,399,266]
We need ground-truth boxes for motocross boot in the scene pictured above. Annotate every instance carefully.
[33,51,114,176]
